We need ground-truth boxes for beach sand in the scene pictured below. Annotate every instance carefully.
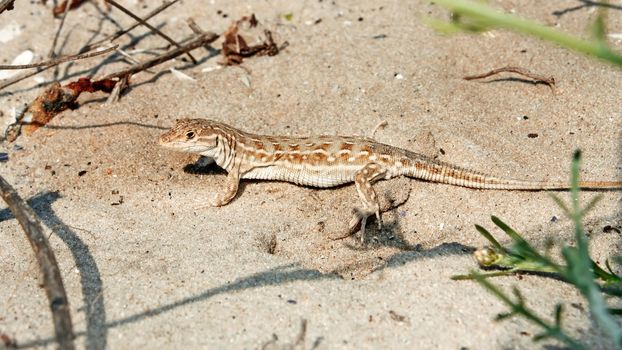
[1,1,621,348]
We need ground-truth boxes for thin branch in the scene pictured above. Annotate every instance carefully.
[0,45,118,70]
[0,0,15,14]
[463,66,556,92]
[106,74,128,103]
[79,0,180,53]
[0,43,118,91]
[0,175,75,350]
[104,0,196,63]
[186,18,204,35]
[0,66,52,91]
[49,0,75,59]
[104,31,219,80]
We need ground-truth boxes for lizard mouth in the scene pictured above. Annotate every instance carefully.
[158,132,180,147]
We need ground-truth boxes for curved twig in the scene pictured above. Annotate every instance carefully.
[0,176,75,350]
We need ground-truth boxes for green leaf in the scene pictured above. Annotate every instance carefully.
[581,195,603,216]
[533,331,553,342]
[549,193,571,217]
[495,312,515,321]
[608,308,622,315]
[491,216,527,245]
[591,13,606,42]
[475,224,504,249]
[421,17,465,34]
[431,0,622,66]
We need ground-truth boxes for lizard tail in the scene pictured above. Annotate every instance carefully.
[402,156,622,190]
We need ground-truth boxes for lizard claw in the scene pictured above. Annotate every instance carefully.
[193,195,226,210]
[349,207,381,243]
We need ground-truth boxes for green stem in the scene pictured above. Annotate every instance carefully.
[433,0,622,66]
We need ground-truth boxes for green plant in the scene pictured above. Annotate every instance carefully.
[453,151,622,349]
[426,0,622,66]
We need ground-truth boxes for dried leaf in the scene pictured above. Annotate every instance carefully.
[20,77,117,135]
[221,14,281,65]
[53,0,88,17]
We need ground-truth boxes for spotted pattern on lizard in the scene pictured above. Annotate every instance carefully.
[159,118,622,242]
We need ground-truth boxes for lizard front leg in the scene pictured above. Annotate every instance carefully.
[195,162,241,208]
[348,162,387,243]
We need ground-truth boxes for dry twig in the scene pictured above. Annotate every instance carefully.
[0,66,52,91]
[186,18,204,35]
[0,175,75,350]
[0,44,119,91]
[104,0,196,63]
[49,0,75,59]
[104,31,219,80]
[79,0,180,53]
[106,75,128,104]
[0,0,15,14]
[0,45,118,70]
[464,66,556,92]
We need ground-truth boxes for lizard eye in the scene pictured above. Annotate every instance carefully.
[186,131,196,139]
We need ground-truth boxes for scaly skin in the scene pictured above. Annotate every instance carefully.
[159,118,622,242]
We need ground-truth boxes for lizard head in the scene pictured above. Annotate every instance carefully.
[159,118,222,156]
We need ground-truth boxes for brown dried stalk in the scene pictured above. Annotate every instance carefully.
[0,0,15,14]
[0,67,52,91]
[104,31,219,80]
[0,44,118,91]
[186,18,204,35]
[464,66,556,92]
[49,0,75,59]
[0,45,118,70]
[79,0,180,53]
[0,175,75,350]
[104,0,196,63]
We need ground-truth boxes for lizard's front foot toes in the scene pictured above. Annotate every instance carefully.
[193,196,225,210]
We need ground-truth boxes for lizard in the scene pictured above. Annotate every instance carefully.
[159,118,622,242]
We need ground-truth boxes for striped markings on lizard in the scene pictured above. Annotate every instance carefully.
[159,118,622,242]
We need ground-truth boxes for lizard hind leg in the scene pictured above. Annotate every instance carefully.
[350,162,387,243]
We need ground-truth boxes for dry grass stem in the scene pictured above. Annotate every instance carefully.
[104,31,219,80]
[0,0,15,14]
[49,0,75,59]
[464,66,556,92]
[104,0,196,63]
[80,0,181,53]
[0,176,75,350]
[0,45,118,70]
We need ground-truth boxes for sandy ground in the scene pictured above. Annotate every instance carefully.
[1,0,621,349]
